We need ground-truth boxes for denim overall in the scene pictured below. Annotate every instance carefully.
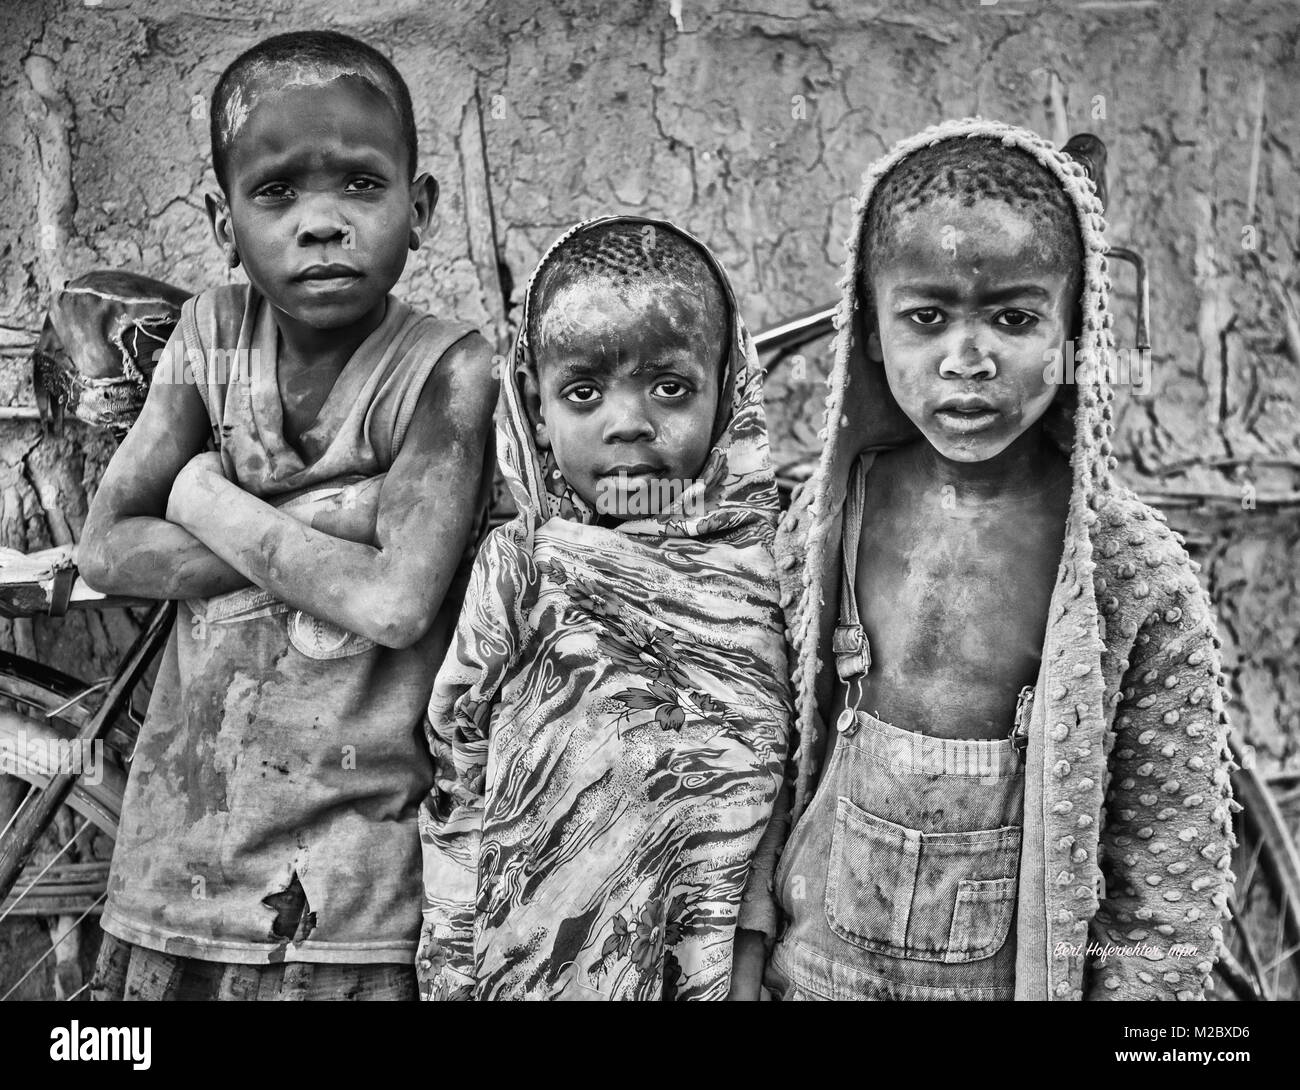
[768,457,1030,1000]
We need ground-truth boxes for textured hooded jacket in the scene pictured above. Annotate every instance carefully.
[773,119,1237,1000]
[416,216,791,1000]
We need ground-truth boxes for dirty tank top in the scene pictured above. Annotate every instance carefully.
[101,284,482,964]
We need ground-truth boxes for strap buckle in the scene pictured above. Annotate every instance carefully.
[1011,685,1034,761]
[832,623,871,682]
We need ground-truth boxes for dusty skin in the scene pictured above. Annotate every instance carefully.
[824,196,1075,757]
[524,278,724,522]
[78,73,496,649]
[79,339,495,650]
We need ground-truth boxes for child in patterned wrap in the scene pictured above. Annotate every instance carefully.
[416,217,792,1000]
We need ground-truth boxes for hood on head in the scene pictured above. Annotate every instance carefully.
[499,215,779,539]
[787,118,1122,805]
[816,118,1117,515]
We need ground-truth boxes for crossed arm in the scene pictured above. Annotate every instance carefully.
[79,332,497,649]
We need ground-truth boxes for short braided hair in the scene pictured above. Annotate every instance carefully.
[210,30,417,193]
[527,222,728,363]
[861,136,1082,299]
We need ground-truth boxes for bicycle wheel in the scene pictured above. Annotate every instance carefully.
[0,656,136,1000]
[0,655,133,842]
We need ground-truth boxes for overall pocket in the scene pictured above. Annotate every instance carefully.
[824,796,1020,963]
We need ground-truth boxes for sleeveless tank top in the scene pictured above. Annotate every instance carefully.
[101,285,485,964]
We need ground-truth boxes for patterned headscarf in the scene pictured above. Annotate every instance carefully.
[500,215,773,540]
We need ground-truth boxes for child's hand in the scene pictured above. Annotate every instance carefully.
[728,928,768,1001]
[166,451,226,526]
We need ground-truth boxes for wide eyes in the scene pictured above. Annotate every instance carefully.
[903,307,1040,330]
[560,378,694,405]
[563,385,600,404]
[994,309,1038,329]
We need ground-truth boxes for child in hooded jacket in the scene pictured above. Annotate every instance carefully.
[756,120,1236,1002]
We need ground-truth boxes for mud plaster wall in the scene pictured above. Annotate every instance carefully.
[0,2,1296,853]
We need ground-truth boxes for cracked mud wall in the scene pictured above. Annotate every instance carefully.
[1,0,1298,988]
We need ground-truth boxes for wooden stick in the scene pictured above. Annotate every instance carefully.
[1245,74,1265,226]
[1241,74,1300,366]
[458,86,510,354]
[1046,71,1069,150]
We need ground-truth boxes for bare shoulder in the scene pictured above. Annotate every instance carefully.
[408,330,498,447]
[383,331,497,493]
[440,330,498,406]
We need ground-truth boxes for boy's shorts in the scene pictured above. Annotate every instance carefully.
[90,932,416,1001]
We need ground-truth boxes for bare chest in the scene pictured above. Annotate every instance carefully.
[843,501,1064,739]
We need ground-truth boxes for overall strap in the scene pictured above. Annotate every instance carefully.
[833,453,872,683]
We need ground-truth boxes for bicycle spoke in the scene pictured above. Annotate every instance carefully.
[1269,903,1288,999]
[64,980,92,1002]
[1229,742,1300,1002]
[1237,833,1264,904]
[0,814,91,926]
[44,678,110,720]
[1228,894,1272,1002]
[0,889,105,1001]
[1264,937,1300,975]
[1214,944,1262,1002]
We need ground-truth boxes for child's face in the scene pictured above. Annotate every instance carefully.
[529,280,723,518]
[211,77,429,332]
[866,196,1075,463]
